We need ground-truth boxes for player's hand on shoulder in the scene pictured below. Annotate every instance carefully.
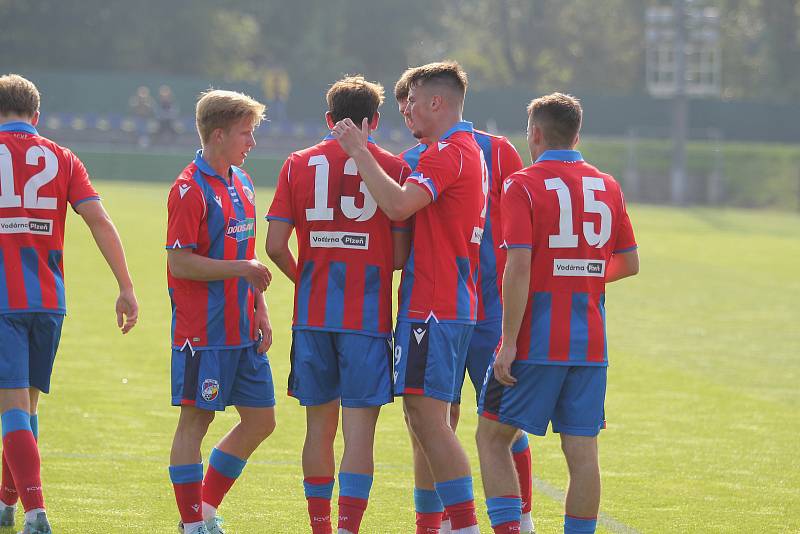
[331,117,369,157]
[493,344,518,387]
[116,287,139,334]
[242,259,272,292]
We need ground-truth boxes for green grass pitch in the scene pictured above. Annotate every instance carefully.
[14,180,800,533]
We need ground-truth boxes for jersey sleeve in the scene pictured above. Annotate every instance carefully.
[266,157,294,225]
[65,151,100,209]
[166,180,204,249]
[501,178,534,249]
[497,139,524,181]
[405,144,461,202]
[613,189,637,253]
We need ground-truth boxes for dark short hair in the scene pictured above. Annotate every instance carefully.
[326,75,385,124]
[394,67,416,102]
[527,93,583,147]
[406,61,468,100]
[0,74,40,118]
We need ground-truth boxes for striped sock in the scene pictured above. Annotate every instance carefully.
[487,495,522,533]
[202,448,246,517]
[414,488,443,534]
[169,463,203,525]
[511,434,532,516]
[0,414,37,507]
[435,477,478,532]
[337,472,372,534]
[1,410,43,512]
[304,476,334,534]
[564,514,597,534]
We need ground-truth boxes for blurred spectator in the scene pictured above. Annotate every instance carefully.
[262,67,290,123]
[128,85,155,147]
[155,84,179,144]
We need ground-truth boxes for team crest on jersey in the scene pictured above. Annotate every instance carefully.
[225,217,256,242]
[201,379,220,402]
[241,185,255,205]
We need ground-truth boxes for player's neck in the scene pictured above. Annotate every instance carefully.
[429,111,464,141]
[201,147,233,181]
[0,113,34,125]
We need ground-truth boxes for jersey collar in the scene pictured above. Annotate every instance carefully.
[194,149,235,184]
[323,133,376,143]
[0,121,38,135]
[440,120,474,141]
[535,149,583,163]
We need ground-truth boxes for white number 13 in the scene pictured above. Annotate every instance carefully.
[305,154,378,222]
[545,176,612,249]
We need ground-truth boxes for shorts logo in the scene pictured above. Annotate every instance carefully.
[201,379,220,402]
[471,226,484,244]
[393,345,402,384]
[413,327,426,344]
[225,217,255,242]
[0,217,53,235]
[310,231,369,250]
[553,259,606,277]
[241,185,255,205]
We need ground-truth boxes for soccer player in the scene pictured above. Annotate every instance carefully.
[332,61,485,534]
[265,75,410,534]
[476,93,639,534]
[0,73,139,534]
[394,69,534,534]
[166,90,275,534]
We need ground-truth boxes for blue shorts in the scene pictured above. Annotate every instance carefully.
[288,330,393,408]
[0,313,64,393]
[456,319,501,404]
[478,361,607,437]
[393,320,474,403]
[171,344,275,411]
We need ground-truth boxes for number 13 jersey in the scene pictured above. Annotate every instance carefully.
[267,136,410,337]
[501,150,637,365]
[0,122,100,314]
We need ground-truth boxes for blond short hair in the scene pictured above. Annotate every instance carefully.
[0,74,40,118]
[527,93,582,148]
[394,67,416,102]
[326,75,384,125]
[196,89,266,145]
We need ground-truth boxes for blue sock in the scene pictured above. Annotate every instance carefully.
[565,514,597,534]
[511,433,529,454]
[338,472,373,500]
[303,476,335,499]
[486,496,522,527]
[208,447,247,479]
[435,476,474,507]
[414,487,444,514]
[1,409,31,437]
[168,463,204,485]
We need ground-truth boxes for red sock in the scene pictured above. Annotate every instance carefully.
[512,446,533,514]
[202,465,236,509]
[493,520,522,533]
[2,430,43,511]
[338,495,368,533]
[0,452,18,506]
[416,511,442,534]
[445,500,478,529]
[173,481,203,524]
[307,496,332,534]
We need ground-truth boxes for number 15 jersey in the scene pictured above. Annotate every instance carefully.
[502,150,637,366]
[267,136,410,337]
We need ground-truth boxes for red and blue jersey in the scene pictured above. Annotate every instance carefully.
[501,150,637,366]
[0,121,100,315]
[166,150,259,351]
[399,127,520,324]
[267,137,410,337]
[398,121,487,324]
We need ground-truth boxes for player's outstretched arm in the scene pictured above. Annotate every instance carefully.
[265,220,297,281]
[332,117,430,221]
[167,248,272,292]
[75,199,138,334]
[495,248,532,386]
[606,249,639,283]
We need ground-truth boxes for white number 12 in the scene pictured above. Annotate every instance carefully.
[0,143,59,210]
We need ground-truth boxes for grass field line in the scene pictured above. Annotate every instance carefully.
[43,450,640,533]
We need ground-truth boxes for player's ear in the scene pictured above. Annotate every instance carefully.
[532,124,544,146]
[30,111,40,127]
[370,111,380,131]
[325,111,335,129]
[430,94,442,112]
[572,132,580,148]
